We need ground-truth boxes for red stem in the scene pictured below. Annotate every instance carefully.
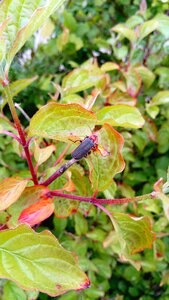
[1,130,22,144]
[50,191,154,205]
[42,158,76,186]
[4,84,38,185]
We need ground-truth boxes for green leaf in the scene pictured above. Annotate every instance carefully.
[86,124,125,191]
[150,91,169,106]
[100,62,120,72]
[146,104,159,119]
[28,103,97,142]
[135,66,155,88]
[111,212,156,255]
[1,76,38,110]
[96,105,145,128]
[2,280,27,300]
[0,224,89,296]
[62,67,104,95]
[0,0,66,77]
[0,177,28,211]
[124,68,142,97]
[139,20,159,41]
[155,14,169,38]
[112,24,136,43]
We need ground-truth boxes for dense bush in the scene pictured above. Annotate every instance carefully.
[0,0,169,299]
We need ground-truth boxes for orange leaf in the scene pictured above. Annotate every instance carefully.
[19,197,54,227]
[0,177,28,211]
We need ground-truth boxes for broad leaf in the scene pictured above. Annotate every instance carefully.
[135,65,155,88]
[86,124,125,191]
[0,177,28,211]
[34,140,55,166]
[150,91,169,106]
[124,68,142,97]
[62,67,105,95]
[100,62,120,72]
[155,14,169,38]
[109,90,136,106]
[96,105,145,128]
[28,103,97,142]
[139,20,159,40]
[7,186,49,227]
[19,197,55,226]
[112,24,136,43]
[111,212,156,255]
[3,280,27,300]
[1,76,38,109]
[0,0,66,78]
[0,224,89,296]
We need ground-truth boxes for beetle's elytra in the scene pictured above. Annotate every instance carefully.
[72,135,98,160]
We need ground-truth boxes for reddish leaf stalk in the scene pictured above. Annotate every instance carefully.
[50,191,154,205]
[3,84,38,185]
[1,130,22,144]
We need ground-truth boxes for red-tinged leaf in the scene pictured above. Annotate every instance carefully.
[143,116,158,142]
[19,197,54,227]
[153,178,169,220]
[124,68,142,97]
[28,103,97,142]
[109,90,136,106]
[7,185,50,227]
[86,124,125,191]
[108,212,156,255]
[0,177,28,211]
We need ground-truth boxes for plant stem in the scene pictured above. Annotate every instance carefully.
[4,84,38,185]
[1,130,21,144]
[42,158,76,186]
[50,191,154,205]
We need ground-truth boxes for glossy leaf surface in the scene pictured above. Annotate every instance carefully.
[28,103,97,141]
[0,0,66,77]
[96,105,145,128]
[0,224,89,296]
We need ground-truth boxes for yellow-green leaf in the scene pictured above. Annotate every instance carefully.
[34,140,55,166]
[96,105,145,128]
[87,124,125,191]
[150,91,169,106]
[139,20,159,41]
[100,62,120,72]
[111,212,156,255]
[135,65,155,88]
[28,103,97,142]
[112,24,136,43]
[0,224,89,296]
[0,177,28,211]
[0,0,66,78]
